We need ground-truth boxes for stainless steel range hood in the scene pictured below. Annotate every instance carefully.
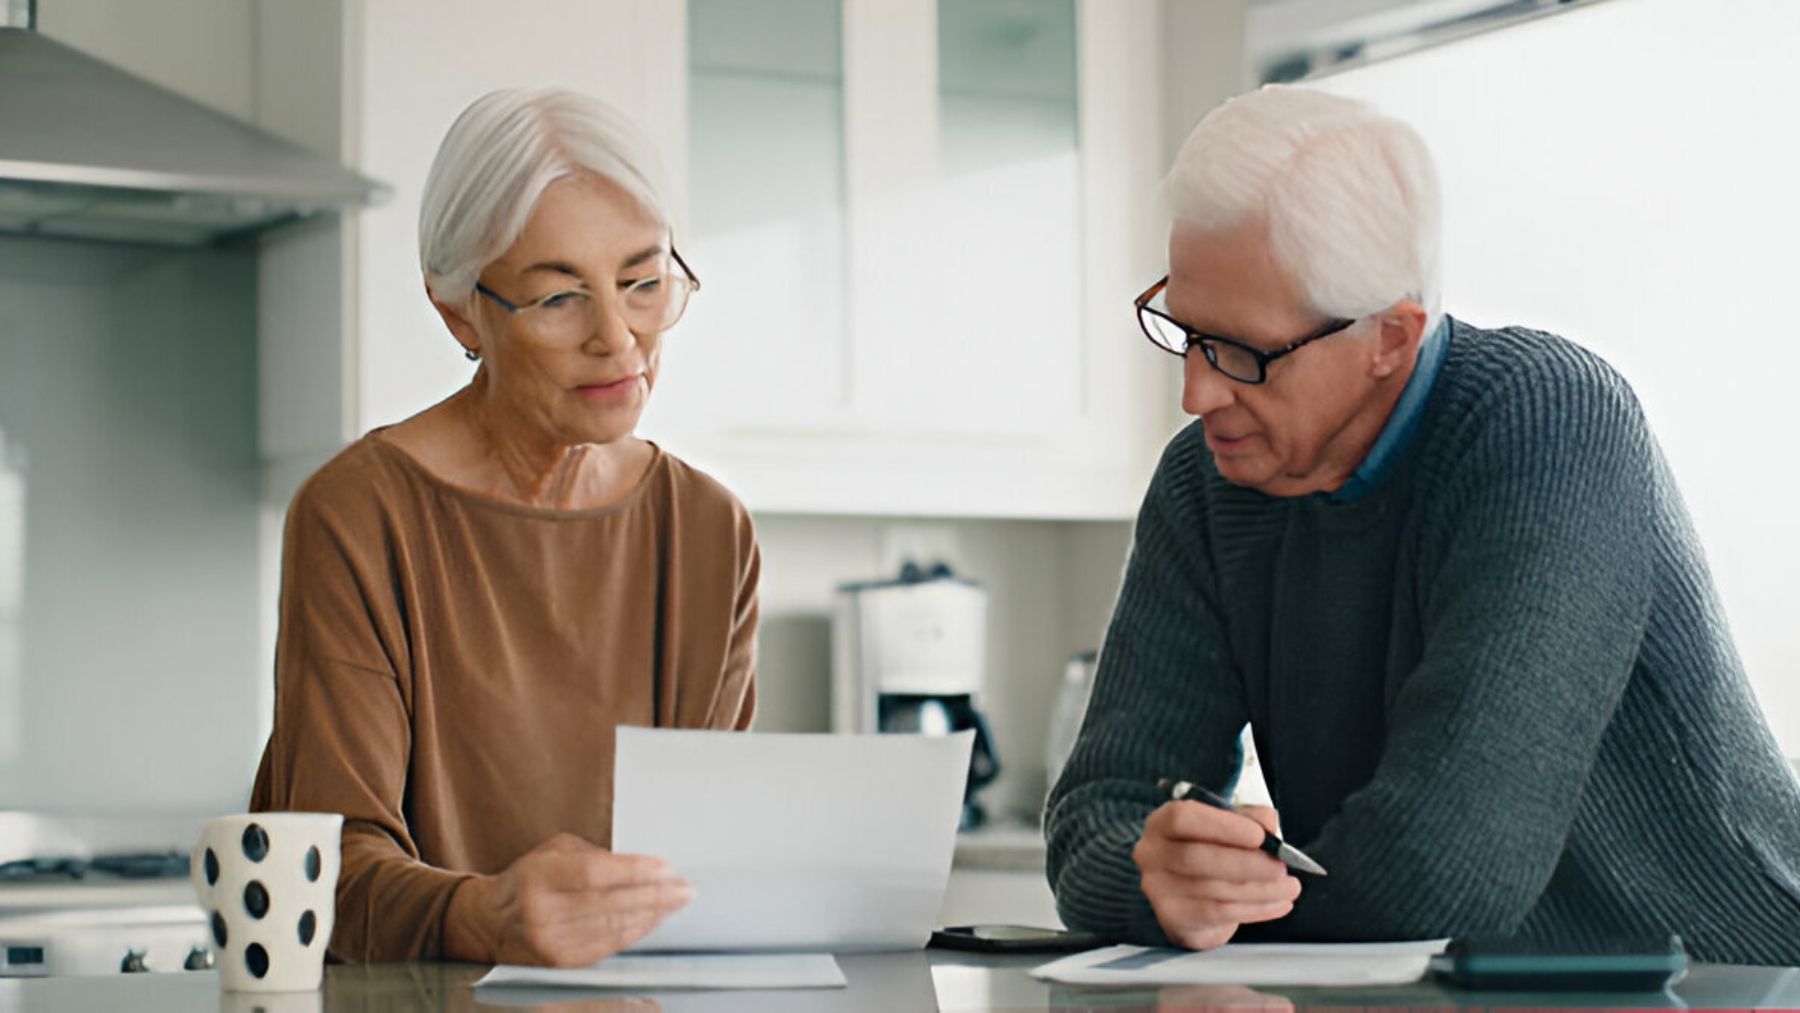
[0,25,386,246]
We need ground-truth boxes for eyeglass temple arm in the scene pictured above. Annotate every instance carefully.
[671,246,700,290]
[474,281,522,313]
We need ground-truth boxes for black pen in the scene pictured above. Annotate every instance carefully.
[1157,778,1328,876]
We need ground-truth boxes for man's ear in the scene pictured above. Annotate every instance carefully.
[427,279,484,359]
[1370,299,1428,379]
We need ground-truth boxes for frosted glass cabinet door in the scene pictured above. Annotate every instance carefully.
[853,0,1081,436]
[656,0,851,434]
[668,0,1081,440]
[659,0,1162,517]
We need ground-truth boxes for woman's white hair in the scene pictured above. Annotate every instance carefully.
[1165,84,1441,323]
[419,87,670,304]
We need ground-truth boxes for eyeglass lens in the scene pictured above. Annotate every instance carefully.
[517,266,694,343]
[1139,309,1264,382]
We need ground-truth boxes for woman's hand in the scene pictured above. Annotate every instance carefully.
[445,832,693,966]
[1133,801,1301,951]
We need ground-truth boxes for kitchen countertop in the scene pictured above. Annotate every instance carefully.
[952,821,1047,873]
[8,951,1800,1011]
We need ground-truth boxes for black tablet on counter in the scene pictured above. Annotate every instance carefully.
[1432,934,1688,992]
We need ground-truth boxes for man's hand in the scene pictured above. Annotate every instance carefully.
[445,832,693,966]
[1134,800,1302,950]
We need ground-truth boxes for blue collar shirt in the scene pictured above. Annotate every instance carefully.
[1328,315,1451,504]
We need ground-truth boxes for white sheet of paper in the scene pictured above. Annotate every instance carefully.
[1032,940,1450,988]
[475,952,846,990]
[611,727,972,953]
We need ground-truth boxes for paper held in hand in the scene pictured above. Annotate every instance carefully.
[1032,939,1451,988]
[612,726,973,953]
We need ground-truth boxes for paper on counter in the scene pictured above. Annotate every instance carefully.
[1032,939,1450,987]
[612,726,972,953]
[475,952,846,990]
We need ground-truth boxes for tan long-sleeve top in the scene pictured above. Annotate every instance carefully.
[250,434,758,963]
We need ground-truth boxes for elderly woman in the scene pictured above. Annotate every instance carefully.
[251,88,758,967]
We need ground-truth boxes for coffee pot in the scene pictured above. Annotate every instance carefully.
[831,561,1001,829]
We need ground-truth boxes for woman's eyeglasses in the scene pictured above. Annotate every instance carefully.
[475,247,700,343]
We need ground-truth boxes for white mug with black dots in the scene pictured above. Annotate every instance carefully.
[191,812,343,991]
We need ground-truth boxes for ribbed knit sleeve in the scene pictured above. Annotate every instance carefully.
[1246,336,1658,941]
[1043,427,1250,945]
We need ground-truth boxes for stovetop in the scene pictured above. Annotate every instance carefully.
[0,813,211,974]
[0,850,190,883]
[0,853,206,976]
[0,856,198,931]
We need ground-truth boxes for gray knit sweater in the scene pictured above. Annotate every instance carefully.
[1045,318,1800,965]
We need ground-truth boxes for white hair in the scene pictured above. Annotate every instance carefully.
[419,87,670,303]
[1164,84,1441,323]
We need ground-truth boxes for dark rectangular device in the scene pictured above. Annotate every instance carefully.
[1432,934,1688,992]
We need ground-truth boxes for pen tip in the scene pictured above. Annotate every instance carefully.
[1280,844,1329,877]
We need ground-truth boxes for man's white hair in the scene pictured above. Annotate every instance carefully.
[419,87,669,304]
[1165,84,1441,323]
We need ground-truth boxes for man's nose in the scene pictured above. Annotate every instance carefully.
[1182,352,1236,416]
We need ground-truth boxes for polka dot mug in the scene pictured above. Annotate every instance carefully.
[191,812,343,992]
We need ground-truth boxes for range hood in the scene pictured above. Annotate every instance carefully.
[0,25,386,246]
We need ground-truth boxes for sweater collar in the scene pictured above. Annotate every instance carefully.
[1328,315,1451,504]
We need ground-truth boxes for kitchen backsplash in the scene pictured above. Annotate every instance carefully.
[0,234,265,815]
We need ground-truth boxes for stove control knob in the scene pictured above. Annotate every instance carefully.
[120,949,150,973]
[184,945,215,971]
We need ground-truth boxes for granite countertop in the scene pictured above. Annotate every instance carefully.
[8,951,1800,1011]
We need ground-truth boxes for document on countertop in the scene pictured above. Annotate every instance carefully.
[612,726,972,953]
[1032,939,1451,987]
[475,952,846,990]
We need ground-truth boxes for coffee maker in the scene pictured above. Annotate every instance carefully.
[831,561,1000,829]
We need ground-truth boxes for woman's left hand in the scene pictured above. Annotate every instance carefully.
[444,832,693,966]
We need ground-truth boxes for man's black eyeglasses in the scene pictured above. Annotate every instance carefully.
[1135,276,1356,385]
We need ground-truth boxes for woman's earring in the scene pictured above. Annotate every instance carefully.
[464,347,481,362]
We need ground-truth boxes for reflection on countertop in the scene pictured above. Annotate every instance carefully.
[9,950,1800,1012]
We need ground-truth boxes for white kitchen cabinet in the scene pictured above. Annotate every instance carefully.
[332,0,1170,519]
[647,0,1172,518]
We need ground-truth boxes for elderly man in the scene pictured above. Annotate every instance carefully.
[1044,85,1800,966]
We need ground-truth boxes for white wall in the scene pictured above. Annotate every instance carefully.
[35,0,255,119]
[1315,0,1800,751]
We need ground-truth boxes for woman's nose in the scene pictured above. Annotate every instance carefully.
[582,298,638,355]
[1181,352,1236,416]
